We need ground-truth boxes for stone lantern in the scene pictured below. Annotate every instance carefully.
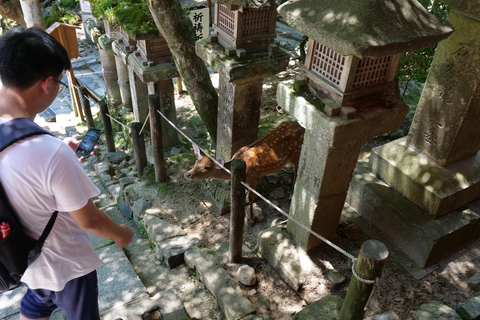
[261,0,453,268]
[197,0,289,161]
[281,0,453,114]
[212,2,278,54]
[113,7,180,148]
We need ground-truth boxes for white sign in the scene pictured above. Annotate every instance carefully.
[188,7,210,40]
[79,0,92,13]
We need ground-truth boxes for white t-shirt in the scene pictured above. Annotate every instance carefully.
[0,117,101,291]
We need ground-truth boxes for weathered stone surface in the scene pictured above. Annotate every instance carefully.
[184,248,255,320]
[278,0,453,58]
[406,10,480,166]
[143,214,186,244]
[412,301,461,320]
[196,39,290,83]
[347,159,480,268]
[132,197,151,218]
[155,235,199,269]
[106,151,127,165]
[468,274,480,292]
[237,265,256,286]
[277,79,408,250]
[456,293,480,320]
[365,311,399,320]
[442,0,480,19]
[291,295,343,320]
[369,138,480,219]
[257,225,315,291]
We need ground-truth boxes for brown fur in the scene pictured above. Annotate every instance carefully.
[185,121,305,223]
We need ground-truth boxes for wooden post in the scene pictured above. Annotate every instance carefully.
[99,98,116,153]
[229,159,246,263]
[148,94,167,183]
[338,240,389,320]
[175,77,183,93]
[130,122,147,177]
[79,86,95,128]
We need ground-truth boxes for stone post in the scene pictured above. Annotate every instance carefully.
[97,35,122,106]
[348,2,480,267]
[128,53,180,149]
[112,40,134,111]
[277,80,408,250]
[20,0,45,29]
[196,39,290,160]
[216,76,262,159]
[128,66,149,124]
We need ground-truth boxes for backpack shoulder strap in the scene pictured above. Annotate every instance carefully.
[0,118,54,152]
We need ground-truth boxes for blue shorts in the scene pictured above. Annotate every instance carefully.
[20,270,100,320]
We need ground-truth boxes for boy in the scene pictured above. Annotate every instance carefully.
[0,27,133,320]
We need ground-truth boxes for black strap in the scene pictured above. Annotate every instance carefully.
[0,118,53,152]
[0,117,57,245]
[37,211,58,246]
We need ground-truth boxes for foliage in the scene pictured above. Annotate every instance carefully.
[60,0,79,8]
[44,4,80,28]
[114,1,159,39]
[395,0,449,101]
[90,0,120,21]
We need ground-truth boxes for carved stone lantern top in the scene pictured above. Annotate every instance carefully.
[278,0,454,58]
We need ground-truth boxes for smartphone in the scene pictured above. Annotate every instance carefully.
[76,128,102,158]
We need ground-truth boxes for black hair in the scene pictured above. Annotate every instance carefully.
[0,27,71,89]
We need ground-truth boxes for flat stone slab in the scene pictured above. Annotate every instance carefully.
[347,158,480,268]
[257,225,315,291]
[412,301,462,319]
[292,295,343,320]
[456,293,480,320]
[370,137,480,219]
[143,213,186,244]
[184,247,255,320]
[155,234,200,268]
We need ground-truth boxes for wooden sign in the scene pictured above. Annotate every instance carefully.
[46,22,81,59]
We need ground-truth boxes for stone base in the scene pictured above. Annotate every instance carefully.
[347,159,480,268]
[257,224,316,291]
[370,137,480,219]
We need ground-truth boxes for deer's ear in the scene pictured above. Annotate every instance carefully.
[193,144,203,160]
[215,158,225,169]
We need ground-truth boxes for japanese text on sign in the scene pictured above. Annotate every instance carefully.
[188,8,210,40]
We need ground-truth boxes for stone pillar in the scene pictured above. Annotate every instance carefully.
[20,0,45,29]
[128,66,149,123]
[112,40,135,112]
[115,56,132,111]
[128,53,180,148]
[98,35,122,106]
[216,76,262,160]
[147,80,180,148]
[195,39,290,160]
[347,2,480,268]
[277,80,408,251]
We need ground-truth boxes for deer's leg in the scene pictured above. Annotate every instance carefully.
[248,190,255,225]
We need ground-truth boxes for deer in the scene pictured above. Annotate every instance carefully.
[184,121,305,225]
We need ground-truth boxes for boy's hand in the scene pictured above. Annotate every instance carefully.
[115,225,134,249]
[63,137,97,161]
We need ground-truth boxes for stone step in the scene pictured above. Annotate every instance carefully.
[185,247,256,320]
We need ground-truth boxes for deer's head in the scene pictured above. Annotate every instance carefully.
[184,144,228,181]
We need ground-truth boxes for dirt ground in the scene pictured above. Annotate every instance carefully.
[116,60,479,320]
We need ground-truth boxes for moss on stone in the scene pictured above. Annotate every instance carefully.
[114,1,160,39]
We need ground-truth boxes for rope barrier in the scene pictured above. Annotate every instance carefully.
[106,113,130,131]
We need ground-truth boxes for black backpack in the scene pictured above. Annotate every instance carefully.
[0,118,58,292]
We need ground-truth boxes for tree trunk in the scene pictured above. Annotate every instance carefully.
[0,0,26,26]
[147,0,218,143]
